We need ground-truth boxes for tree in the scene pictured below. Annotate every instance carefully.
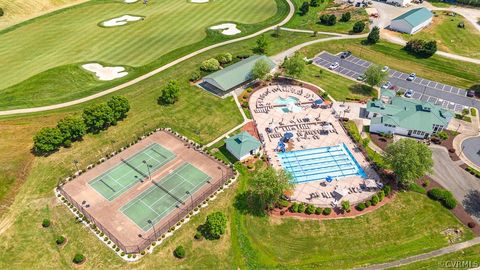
[405,39,437,58]
[174,246,186,258]
[385,138,433,187]
[340,12,351,22]
[364,64,388,88]
[253,35,268,54]
[251,59,271,80]
[203,212,227,239]
[57,115,87,142]
[107,96,130,121]
[341,200,351,213]
[299,1,310,16]
[283,53,306,78]
[158,80,180,105]
[249,167,293,210]
[319,14,337,25]
[352,21,366,33]
[200,58,220,72]
[33,127,64,154]
[215,52,233,65]
[367,26,380,44]
[310,0,319,7]
[82,103,115,133]
[274,25,281,37]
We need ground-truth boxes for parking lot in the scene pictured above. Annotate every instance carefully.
[313,52,480,112]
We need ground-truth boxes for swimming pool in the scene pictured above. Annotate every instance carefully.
[278,144,367,184]
[274,96,302,113]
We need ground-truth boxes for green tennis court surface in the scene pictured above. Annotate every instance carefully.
[89,143,175,201]
[120,163,211,231]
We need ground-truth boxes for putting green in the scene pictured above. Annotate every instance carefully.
[0,0,277,108]
[121,163,211,231]
[89,143,175,201]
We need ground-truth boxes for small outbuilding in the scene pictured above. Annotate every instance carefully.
[225,131,261,161]
[386,0,411,7]
[389,8,433,34]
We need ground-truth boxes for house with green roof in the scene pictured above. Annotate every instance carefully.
[390,8,433,34]
[225,131,261,161]
[366,90,453,139]
[201,55,276,96]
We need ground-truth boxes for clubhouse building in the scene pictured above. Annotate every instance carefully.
[366,90,453,139]
[225,131,261,161]
[389,8,433,34]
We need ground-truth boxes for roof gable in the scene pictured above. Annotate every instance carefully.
[392,8,432,27]
[225,131,261,158]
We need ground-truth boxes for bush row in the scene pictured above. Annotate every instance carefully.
[427,188,457,209]
[355,188,388,211]
[465,166,480,178]
[288,202,331,216]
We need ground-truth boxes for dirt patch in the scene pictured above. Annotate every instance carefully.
[369,133,392,151]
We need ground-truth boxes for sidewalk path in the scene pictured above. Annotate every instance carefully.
[354,237,480,270]
[0,0,295,117]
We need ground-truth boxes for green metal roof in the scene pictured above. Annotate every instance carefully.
[392,8,433,28]
[367,96,453,133]
[203,55,276,91]
[225,131,261,159]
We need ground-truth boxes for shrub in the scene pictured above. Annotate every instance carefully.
[174,246,186,259]
[356,202,366,211]
[140,250,146,255]
[305,204,316,215]
[42,219,51,228]
[319,14,337,26]
[382,185,392,196]
[33,127,64,154]
[341,200,351,213]
[289,202,299,213]
[56,235,65,245]
[378,190,385,202]
[189,70,201,82]
[422,179,430,187]
[405,39,437,58]
[408,183,426,194]
[322,208,332,215]
[200,58,221,72]
[468,222,476,228]
[371,195,379,206]
[298,204,306,213]
[299,1,310,16]
[72,253,85,264]
[340,12,351,22]
[215,53,233,65]
[315,207,322,215]
[310,0,319,6]
[471,108,477,117]
[158,80,180,105]
[427,188,457,209]
[365,200,371,208]
[278,199,290,208]
[352,21,366,33]
[367,26,380,44]
[437,131,448,140]
[0,8,3,17]
[202,212,227,239]
[194,231,203,240]
[442,196,457,209]
[427,188,445,201]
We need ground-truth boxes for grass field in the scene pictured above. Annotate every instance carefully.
[390,244,480,269]
[299,39,480,89]
[0,0,280,109]
[300,63,376,101]
[284,0,369,34]
[402,12,480,58]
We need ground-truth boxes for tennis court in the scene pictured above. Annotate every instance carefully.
[89,143,175,201]
[120,163,212,231]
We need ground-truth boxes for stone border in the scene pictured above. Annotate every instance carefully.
[55,127,238,261]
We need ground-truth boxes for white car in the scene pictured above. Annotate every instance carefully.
[329,62,339,70]
[407,73,416,81]
[381,66,389,73]
[381,81,392,89]
[404,89,414,98]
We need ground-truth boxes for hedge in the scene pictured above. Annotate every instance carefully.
[465,166,480,178]
[427,188,457,209]
[315,207,323,215]
[305,204,316,215]
[322,208,332,215]
[289,202,299,213]
[355,202,366,211]
[298,204,306,213]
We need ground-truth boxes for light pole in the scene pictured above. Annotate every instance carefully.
[143,123,147,135]
[147,219,156,238]
[217,166,224,182]
[186,191,193,211]
[73,160,79,171]
[143,160,151,181]
[110,140,116,153]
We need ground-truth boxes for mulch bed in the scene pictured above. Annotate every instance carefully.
[417,176,480,236]
[431,130,460,161]
[369,133,391,151]
[270,194,394,221]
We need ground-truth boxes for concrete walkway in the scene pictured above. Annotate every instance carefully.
[0,0,295,117]
[354,237,480,270]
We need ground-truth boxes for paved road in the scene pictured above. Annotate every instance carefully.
[0,0,295,117]
[430,146,480,223]
[314,51,480,112]
[462,136,480,167]
[354,237,480,270]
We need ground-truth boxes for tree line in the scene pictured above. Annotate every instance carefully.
[33,96,130,155]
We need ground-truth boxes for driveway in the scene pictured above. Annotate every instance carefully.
[430,146,480,223]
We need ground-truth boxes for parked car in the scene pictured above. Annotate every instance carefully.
[329,62,339,70]
[404,89,414,98]
[357,74,366,81]
[466,90,475,98]
[340,51,352,59]
[407,73,416,81]
[389,85,399,91]
[381,81,392,89]
[381,66,389,73]
[355,2,361,7]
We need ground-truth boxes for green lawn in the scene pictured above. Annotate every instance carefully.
[299,39,480,89]
[284,0,369,34]
[300,63,376,101]
[0,0,282,109]
[402,12,480,58]
[389,244,480,270]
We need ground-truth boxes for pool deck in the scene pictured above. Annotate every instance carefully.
[249,83,380,207]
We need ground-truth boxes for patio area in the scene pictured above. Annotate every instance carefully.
[249,82,381,207]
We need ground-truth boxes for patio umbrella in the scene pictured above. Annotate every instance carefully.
[284,132,293,140]
[314,99,323,105]
[325,176,333,183]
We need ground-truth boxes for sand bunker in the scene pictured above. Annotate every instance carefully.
[209,23,241,35]
[82,63,128,81]
[101,15,143,27]
[124,0,139,3]
[191,0,209,3]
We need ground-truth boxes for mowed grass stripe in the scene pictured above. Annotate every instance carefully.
[0,0,277,90]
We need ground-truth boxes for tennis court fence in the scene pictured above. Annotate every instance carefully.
[57,166,233,254]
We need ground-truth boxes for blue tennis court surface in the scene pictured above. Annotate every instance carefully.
[278,143,367,184]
